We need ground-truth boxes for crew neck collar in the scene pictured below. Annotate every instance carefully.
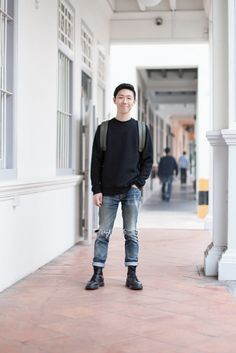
[114,117,132,123]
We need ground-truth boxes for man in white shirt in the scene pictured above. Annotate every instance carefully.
[179,151,188,184]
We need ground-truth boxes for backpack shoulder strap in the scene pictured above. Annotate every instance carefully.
[138,121,146,152]
[100,119,146,152]
[100,120,109,152]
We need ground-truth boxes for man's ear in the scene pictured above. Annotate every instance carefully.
[113,97,116,103]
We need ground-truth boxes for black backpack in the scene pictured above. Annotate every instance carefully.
[100,120,146,152]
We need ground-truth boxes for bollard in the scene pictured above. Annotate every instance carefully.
[197,179,209,218]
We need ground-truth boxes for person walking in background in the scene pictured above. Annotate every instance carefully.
[85,83,153,291]
[157,147,178,202]
[179,151,189,184]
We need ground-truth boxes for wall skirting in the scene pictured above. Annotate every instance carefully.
[0,175,83,201]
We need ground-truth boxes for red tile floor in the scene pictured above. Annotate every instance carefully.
[1,227,236,353]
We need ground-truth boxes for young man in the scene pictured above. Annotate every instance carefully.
[158,147,178,202]
[85,83,153,290]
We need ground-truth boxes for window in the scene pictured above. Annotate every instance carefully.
[98,49,105,83]
[57,52,72,169]
[58,0,73,51]
[81,22,93,71]
[0,0,14,174]
[57,0,74,171]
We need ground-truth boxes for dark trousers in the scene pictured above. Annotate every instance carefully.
[161,176,173,201]
[180,168,187,184]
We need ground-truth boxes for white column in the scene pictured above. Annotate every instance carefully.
[204,0,229,276]
[228,0,236,130]
[217,0,236,279]
[211,0,228,130]
[218,140,236,277]
[204,131,227,275]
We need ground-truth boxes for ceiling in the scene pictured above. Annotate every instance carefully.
[105,0,208,121]
[139,68,197,105]
[107,0,206,14]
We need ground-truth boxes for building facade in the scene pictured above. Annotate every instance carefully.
[0,0,235,292]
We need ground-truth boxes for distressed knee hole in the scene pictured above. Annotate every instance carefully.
[98,230,111,241]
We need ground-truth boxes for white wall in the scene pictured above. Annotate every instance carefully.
[0,182,79,292]
[75,0,111,122]
[77,0,111,50]
[109,43,210,183]
[17,0,58,178]
[16,0,111,179]
[0,0,111,292]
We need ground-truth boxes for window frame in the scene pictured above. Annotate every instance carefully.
[0,0,15,180]
[81,21,93,74]
[56,0,75,175]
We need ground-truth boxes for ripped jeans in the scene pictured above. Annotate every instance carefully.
[93,187,142,268]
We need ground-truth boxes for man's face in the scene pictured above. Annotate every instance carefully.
[113,89,135,115]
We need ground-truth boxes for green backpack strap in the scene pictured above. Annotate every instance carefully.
[138,121,146,152]
[100,120,109,151]
[100,119,146,152]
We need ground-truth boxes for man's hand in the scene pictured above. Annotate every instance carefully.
[93,193,103,207]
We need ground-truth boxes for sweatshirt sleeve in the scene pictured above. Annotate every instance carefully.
[134,125,153,188]
[90,126,104,194]
[157,157,163,177]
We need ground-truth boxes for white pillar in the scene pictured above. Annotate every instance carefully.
[204,131,227,276]
[211,0,228,130]
[217,1,236,280]
[227,0,236,130]
[204,0,229,276]
[218,131,236,279]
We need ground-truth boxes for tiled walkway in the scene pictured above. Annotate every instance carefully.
[1,229,236,353]
[115,181,204,229]
[1,184,236,353]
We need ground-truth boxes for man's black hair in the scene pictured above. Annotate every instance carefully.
[113,83,136,100]
[165,147,170,154]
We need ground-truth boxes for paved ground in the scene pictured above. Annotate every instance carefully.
[1,181,236,353]
[115,180,204,229]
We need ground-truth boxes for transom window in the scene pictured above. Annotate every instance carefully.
[98,49,106,83]
[81,22,93,70]
[58,0,74,51]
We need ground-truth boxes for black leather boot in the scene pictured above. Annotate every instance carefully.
[85,266,104,290]
[126,266,143,290]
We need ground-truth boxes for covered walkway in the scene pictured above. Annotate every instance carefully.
[1,185,236,353]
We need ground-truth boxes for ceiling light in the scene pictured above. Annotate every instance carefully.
[138,0,163,7]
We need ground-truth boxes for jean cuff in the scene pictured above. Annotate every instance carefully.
[92,262,105,268]
[125,261,138,267]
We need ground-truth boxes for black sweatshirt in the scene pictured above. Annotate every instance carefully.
[91,118,153,196]
[157,155,178,177]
